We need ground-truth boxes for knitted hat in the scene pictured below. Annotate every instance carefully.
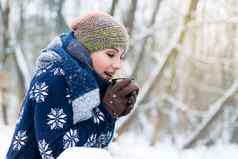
[69,11,129,53]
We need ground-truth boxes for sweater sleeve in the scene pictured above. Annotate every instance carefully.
[30,70,115,158]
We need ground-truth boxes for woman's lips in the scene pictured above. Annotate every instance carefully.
[104,72,113,79]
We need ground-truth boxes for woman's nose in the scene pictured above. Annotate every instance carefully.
[112,59,122,70]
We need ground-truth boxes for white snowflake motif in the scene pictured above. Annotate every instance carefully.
[51,67,65,76]
[29,82,48,103]
[98,131,113,147]
[12,130,27,151]
[92,108,105,124]
[47,108,67,130]
[63,129,80,149]
[84,134,97,147]
[38,139,54,159]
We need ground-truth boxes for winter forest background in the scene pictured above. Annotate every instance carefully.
[1,0,238,158]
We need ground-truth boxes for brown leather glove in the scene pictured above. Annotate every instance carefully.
[120,89,139,116]
[103,79,139,118]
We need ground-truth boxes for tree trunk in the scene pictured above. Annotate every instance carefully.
[110,0,118,16]
[1,87,8,125]
[14,0,32,90]
[123,0,138,36]
[15,0,30,98]
[2,0,10,63]
[1,0,11,125]
[49,0,68,34]
[132,0,161,78]
[0,1,3,21]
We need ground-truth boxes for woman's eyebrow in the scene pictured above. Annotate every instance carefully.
[112,48,119,52]
[108,48,121,54]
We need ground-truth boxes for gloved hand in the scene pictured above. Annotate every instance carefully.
[120,88,139,116]
[103,79,139,118]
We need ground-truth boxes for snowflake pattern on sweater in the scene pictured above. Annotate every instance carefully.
[38,139,54,159]
[29,82,48,103]
[63,129,80,149]
[93,107,105,124]
[12,130,27,151]
[83,131,113,148]
[47,108,67,130]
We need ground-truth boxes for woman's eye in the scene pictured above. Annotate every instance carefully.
[107,53,114,58]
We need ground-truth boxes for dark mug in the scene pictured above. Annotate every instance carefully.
[110,77,138,97]
[110,77,134,86]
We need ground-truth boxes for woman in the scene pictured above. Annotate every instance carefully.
[5,11,139,159]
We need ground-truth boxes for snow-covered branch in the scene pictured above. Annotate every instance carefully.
[131,0,161,77]
[138,24,184,106]
[180,80,238,149]
[162,93,209,114]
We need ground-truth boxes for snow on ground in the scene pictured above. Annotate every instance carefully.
[1,126,238,159]
[58,147,112,159]
[109,133,238,159]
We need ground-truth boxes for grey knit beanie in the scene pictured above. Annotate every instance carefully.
[69,11,129,53]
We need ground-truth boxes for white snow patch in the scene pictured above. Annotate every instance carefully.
[1,126,238,159]
[57,147,112,159]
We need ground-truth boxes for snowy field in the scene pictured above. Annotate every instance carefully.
[1,125,238,159]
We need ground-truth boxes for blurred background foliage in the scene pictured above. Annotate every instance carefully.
[1,0,238,149]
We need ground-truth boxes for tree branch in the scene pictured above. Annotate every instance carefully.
[110,0,118,16]
[0,1,3,20]
[49,0,68,33]
[131,0,161,77]
[2,0,10,64]
[123,0,138,36]
[181,80,238,149]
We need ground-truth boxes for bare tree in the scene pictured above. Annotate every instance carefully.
[123,0,138,36]
[48,0,69,34]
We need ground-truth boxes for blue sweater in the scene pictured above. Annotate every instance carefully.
[6,32,116,159]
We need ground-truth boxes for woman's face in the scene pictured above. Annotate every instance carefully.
[90,48,124,80]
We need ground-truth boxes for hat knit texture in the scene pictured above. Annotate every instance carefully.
[70,12,129,53]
